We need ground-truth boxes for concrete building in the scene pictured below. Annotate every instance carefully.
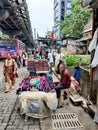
[54,0,71,39]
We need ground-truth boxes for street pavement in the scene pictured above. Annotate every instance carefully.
[0,62,98,130]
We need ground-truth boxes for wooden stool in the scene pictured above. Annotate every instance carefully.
[59,88,70,105]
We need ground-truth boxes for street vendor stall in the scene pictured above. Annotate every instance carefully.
[27,59,49,75]
[17,59,58,124]
[18,91,58,120]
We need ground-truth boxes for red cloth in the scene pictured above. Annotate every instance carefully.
[71,77,80,90]
[92,67,97,80]
[60,69,71,88]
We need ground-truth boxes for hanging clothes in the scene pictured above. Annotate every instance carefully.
[88,28,98,52]
[92,67,97,80]
[94,103,98,123]
[91,44,98,67]
[94,67,98,80]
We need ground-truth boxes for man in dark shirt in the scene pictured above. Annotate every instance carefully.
[55,62,71,107]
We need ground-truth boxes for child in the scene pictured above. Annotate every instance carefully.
[73,64,81,84]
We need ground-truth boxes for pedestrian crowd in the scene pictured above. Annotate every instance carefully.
[3,47,80,111]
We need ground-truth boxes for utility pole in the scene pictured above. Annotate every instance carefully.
[33,28,36,48]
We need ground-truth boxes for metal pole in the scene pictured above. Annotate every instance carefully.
[34,28,36,48]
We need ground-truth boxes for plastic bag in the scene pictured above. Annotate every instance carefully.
[29,100,40,113]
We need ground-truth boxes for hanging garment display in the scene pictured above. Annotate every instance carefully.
[88,28,98,52]
[94,67,98,80]
[91,44,98,67]
[94,105,98,123]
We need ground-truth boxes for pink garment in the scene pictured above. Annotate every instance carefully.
[40,76,46,91]
[22,84,28,89]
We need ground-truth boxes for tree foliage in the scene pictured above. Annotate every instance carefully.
[0,31,9,38]
[2,34,9,38]
[60,0,91,38]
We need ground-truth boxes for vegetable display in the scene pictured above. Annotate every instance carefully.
[62,55,91,66]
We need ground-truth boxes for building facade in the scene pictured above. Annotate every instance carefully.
[54,0,71,39]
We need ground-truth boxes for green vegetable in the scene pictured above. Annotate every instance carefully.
[62,54,91,66]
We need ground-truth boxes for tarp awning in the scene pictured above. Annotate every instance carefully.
[81,0,98,9]
[81,0,93,7]
[76,36,92,42]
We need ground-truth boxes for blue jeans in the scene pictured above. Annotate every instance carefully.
[55,84,67,98]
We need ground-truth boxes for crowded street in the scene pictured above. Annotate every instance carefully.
[0,61,97,130]
[0,0,98,130]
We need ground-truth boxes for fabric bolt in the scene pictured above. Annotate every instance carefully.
[35,78,40,90]
[30,78,37,85]
[17,74,54,93]
[39,76,51,92]
[46,73,54,89]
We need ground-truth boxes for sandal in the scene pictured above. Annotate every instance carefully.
[57,103,64,108]
[4,90,9,93]
[57,105,63,108]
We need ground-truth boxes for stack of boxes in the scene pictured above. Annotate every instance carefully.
[27,59,49,72]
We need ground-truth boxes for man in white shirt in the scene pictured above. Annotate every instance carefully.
[55,48,66,72]
[47,51,54,73]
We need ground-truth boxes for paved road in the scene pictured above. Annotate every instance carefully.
[0,62,97,130]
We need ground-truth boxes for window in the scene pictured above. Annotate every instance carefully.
[0,39,16,47]
[61,1,65,7]
[61,16,64,20]
[19,41,25,50]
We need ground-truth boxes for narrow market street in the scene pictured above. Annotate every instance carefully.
[0,0,98,130]
[0,62,97,130]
